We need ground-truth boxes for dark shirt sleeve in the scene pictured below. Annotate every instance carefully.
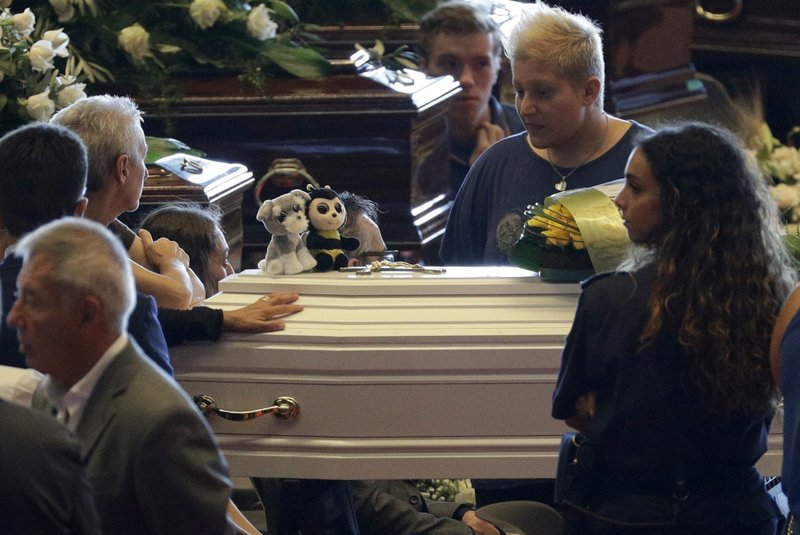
[108,218,136,251]
[349,480,474,535]
[440,160,490,266]
[0,256,26,368]
[157,306,224,346]
[552,290,593,420]
[129,292,173,376]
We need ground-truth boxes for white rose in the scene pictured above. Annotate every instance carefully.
[43,28,70,57]
[247,4,278,41]
[770,183,800,210]
[56,82,87,108]
[12,8,35,37]
[773,146,800,180]
[189,0,227,30]
[118,23,151,62]
[49,0,76,23]
[26,88,56,122]
[28,40,56,72]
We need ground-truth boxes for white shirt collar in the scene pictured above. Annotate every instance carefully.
[41,333,128,432]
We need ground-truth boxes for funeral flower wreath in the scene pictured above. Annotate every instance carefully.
[15,0,330,98]
[1,4,87,128]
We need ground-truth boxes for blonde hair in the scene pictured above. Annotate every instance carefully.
[504,2,605,104]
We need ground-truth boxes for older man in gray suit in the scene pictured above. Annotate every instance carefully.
[6,217,235,535]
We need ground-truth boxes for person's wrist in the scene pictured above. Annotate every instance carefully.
[454,504,476,522]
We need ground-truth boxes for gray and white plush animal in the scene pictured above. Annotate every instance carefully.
[257,189,317,275]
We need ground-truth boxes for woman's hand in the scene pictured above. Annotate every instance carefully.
[576,391,596,420]
[221,292,303,333]
[462,510,501,535]
[566,391,596,432]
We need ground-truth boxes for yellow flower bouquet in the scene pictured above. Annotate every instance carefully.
[508,184,630,282]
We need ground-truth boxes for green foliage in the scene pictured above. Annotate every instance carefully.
[22,0,332,98]
[288,0,435,25]
[354,40,419,72]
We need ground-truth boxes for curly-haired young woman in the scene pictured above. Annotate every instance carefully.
[553,122,796,534]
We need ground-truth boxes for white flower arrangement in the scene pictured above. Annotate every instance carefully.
[0,5,87,128]
[189,0,227,31]
[417,479,475,503]
[247,4,278,41]
[20,0,330,98]
[749,122,800,222]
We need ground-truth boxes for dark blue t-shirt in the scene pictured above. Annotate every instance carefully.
[440,121,653,266]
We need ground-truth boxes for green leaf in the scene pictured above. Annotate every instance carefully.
[263,43,332,78]
[270,0,300,24]
[145,135,206,164]
[380,0,437,23]
[785,233,800,265]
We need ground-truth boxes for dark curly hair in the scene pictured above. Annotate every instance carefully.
[637,122,796,416]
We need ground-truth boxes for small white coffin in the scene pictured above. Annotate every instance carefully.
[171,266,783,479]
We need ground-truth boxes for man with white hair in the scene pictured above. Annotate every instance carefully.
[6,217,234,535]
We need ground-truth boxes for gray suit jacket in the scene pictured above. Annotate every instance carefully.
[350,479,475,535]
[33,340,232,535]
[0,400,100,534]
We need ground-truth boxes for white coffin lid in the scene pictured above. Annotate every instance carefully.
[218,265,577,296]
[207,266,579,346]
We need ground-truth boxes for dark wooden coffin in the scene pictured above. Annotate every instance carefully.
[690,0,800,139]
[134,67,460,268]
[124,154,254,270]
[557,0,705,116]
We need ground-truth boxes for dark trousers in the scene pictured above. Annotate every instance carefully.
[251,478,360,535]
[562,490,779,535]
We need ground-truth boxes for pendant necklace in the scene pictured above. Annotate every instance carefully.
[547,113,609,192]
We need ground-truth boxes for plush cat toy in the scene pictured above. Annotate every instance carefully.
[305,186,360,271]
[257,189,317,276]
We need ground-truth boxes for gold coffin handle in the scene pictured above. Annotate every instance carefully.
[193,394,300,421]
[694,0,743,23]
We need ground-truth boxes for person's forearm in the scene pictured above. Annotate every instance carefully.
[127,236,152,269]
[132,260,199,310]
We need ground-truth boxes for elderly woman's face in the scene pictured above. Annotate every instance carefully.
[615,148,663,245]
[207,229,234,296]
[347,214,388,267]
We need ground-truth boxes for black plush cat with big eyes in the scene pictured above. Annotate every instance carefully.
[305,186,360,271]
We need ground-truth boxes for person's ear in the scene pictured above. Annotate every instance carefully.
[582,76,602,106]
[80,294,102,325]
[115,153,130,185]
[73,197,88,218]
